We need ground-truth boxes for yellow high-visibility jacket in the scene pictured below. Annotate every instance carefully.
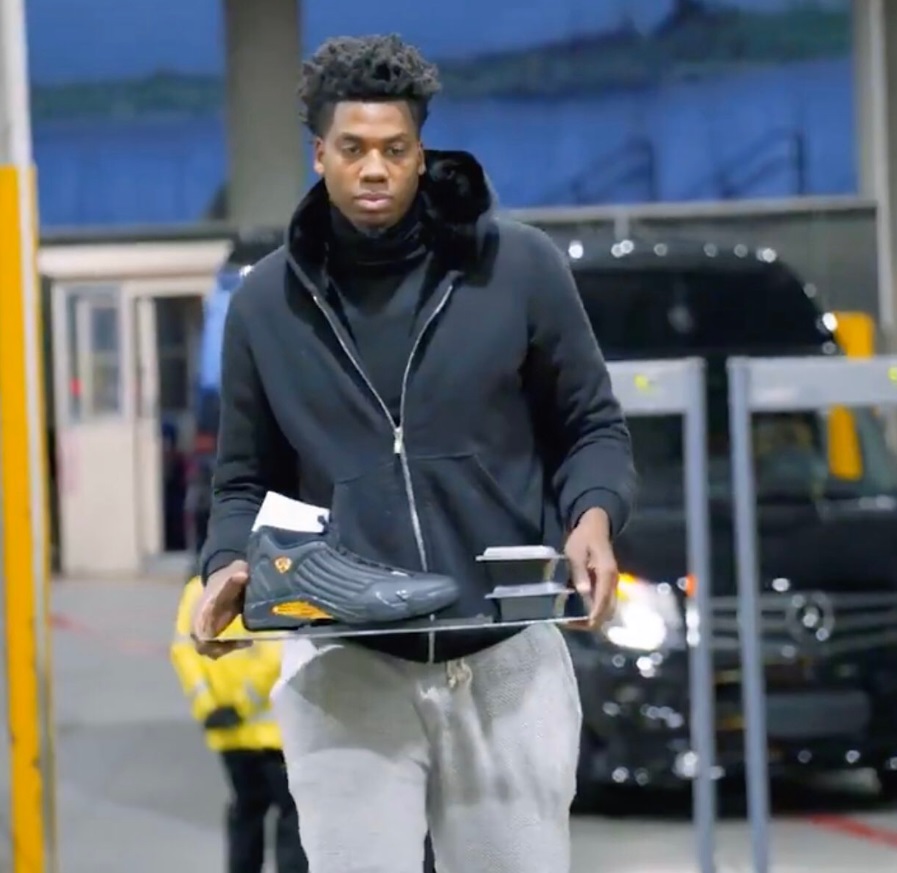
[170,576,283,752]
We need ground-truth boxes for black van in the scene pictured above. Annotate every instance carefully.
[189,233,897,798]
[568,240,897,800]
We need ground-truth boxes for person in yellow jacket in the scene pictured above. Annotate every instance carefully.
[171,576,308,873]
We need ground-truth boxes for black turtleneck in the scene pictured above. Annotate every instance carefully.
[327,198,432,421]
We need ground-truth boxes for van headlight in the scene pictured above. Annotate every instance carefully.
[603,574,686,652]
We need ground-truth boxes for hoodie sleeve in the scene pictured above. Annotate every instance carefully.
[200,297,296,582]
[521,228,636,538]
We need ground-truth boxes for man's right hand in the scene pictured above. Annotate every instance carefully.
[191,559,253,659]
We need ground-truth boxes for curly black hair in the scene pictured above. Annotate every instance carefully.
[298,34,441,136]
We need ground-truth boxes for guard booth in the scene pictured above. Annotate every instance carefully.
[38,233,231,578]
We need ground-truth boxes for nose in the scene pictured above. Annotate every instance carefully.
[360,150,388,182]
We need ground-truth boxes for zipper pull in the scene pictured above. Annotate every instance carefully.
[393,426,403,455]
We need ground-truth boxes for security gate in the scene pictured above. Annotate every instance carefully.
[727,354,897,873]
[607,358,717,873]
[608,353,897,873]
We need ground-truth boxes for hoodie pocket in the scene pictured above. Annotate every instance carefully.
[411,452,545,582]
[329,460,424,571]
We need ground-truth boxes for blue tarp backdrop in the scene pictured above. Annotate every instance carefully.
[25,0,855,227]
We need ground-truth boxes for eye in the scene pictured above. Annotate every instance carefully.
[386,144,408,157]
[340,142,361,157]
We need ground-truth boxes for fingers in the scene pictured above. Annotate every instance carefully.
[567,589,614,632]
[565,541,592,597]
[223,568,250,589]
[191,566,250,642]
[590,570,618,627]
[565,547,618,632]
[192,597,219,643]
[190,631,252,660]
[190,562,254,657]
[565,617,595,632]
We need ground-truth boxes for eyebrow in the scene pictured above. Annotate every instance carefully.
[336,132,410,144]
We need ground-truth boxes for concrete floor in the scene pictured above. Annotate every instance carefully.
[0,578,895,872]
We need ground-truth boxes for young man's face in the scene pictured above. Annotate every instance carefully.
[314,101,425,230]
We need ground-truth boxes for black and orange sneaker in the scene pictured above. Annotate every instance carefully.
[243,524,459,632]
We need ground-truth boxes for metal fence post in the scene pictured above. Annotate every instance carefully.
[608,357,716,873]
[726,352,897,873]
[727,358,771,873]
[683,359,717,873]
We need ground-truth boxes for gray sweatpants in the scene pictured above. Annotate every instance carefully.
[271,623,583,873]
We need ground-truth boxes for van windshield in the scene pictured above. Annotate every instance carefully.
[575,265,897,505]
[625,403,897,506]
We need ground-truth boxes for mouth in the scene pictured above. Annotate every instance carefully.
[355,193,393,211]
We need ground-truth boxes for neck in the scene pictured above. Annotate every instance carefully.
[328,197,426,272]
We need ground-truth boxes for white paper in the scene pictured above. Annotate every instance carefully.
[252,491,330,534]
[253,492,333,690]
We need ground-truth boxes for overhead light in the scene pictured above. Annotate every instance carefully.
[568,240,584,259]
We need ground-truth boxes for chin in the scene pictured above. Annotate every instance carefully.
[352,212,398,231]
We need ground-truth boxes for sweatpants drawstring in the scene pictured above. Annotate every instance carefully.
[446,658,472,690]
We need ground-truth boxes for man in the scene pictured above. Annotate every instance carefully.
[172,576,308,873]
[193,33,635,873]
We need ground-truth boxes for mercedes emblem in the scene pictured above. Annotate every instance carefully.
[785,592,836,644]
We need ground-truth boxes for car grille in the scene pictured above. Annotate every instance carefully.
[708,590,897,660]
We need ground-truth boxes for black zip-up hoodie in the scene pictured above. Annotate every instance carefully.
[201,149,636,663]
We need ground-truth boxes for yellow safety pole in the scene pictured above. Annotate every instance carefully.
[0,0,57,871]
[833,310,876,358]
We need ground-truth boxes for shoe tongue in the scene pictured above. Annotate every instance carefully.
[319,515,339,546]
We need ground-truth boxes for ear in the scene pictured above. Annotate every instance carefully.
[312,137,325,176]
[417,140,426,176]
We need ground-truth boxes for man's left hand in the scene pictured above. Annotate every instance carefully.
[564,507,619,631]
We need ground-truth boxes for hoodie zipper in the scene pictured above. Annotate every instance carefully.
[308,281,457,662]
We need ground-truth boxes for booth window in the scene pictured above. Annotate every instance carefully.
[66,287,122,420]
[156,297,190,413]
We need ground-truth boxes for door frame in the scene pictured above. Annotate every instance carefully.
[122,279,208,564]
[42,237,230,578]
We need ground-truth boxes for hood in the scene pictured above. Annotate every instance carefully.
[285,149,497,279]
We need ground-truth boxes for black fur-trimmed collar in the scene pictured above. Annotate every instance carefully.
[285,149,496,273]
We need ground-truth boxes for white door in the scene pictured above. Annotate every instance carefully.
[53,284,140,576]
